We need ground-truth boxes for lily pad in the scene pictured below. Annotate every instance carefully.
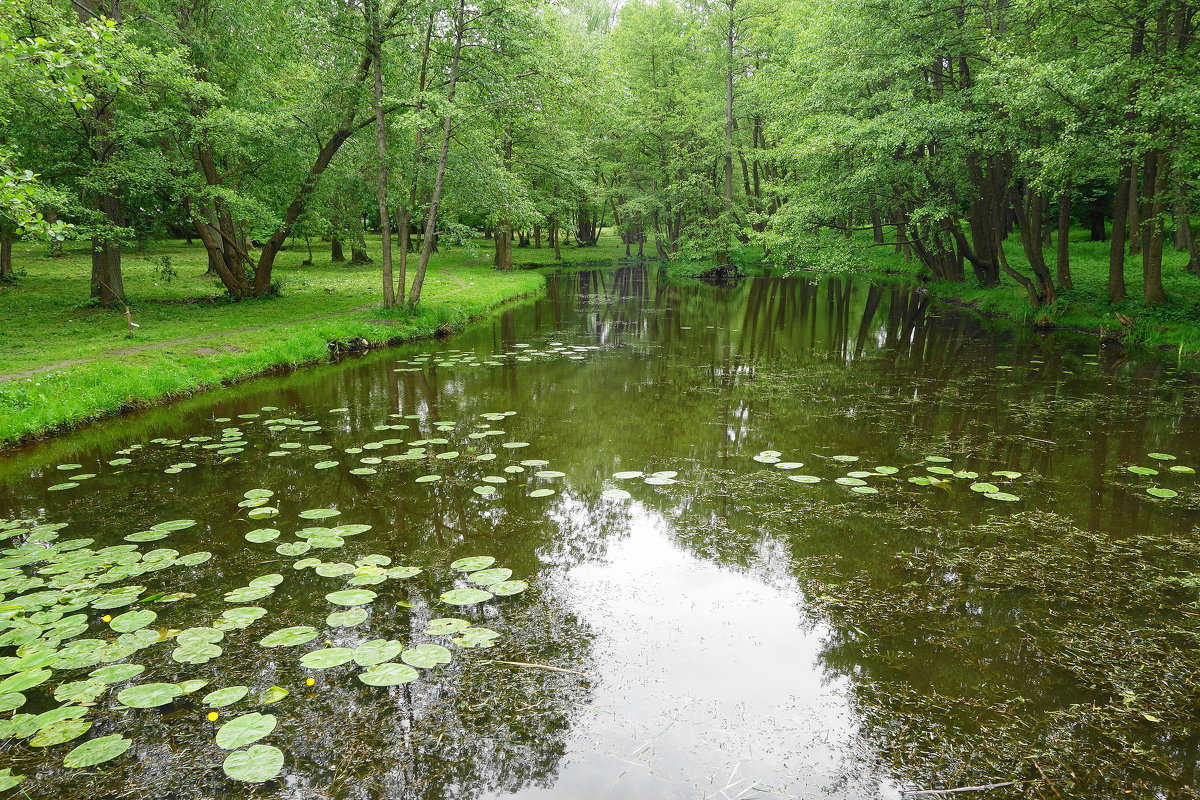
[298,508,340,520]
[453,627,501,648]
[259,626,319,648]
[353,640,403,666]
[89,664,145,684]
[425,618,471,635]
[118,682,183,708]
[63,734,132,768]
[300,648,356,669]
[222,744,284,783]
[985,492,1020,502]
[400,644,452,669]
[467,568,512,586]
[601,489,631,500]
[326,608,368,627]
[358,663,419,686]
[202,686,250,707]
[216,712,277,749]
[787,475,821,484]
[109,609,156,633]
[30,718,91,747]
[450,556,495,572]
[1147,487,1179,499]
[325,589,377,606]
[245,529,280,543]
[441,588,494,606]
[490,580,528,596]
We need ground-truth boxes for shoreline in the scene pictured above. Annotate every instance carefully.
[0,270,547,450]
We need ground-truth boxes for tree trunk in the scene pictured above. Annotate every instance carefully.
[493,224,512,270]
[1057,188,1073,290]
[408,0,464,305]
[1109,165,1130,301]
[0,228,12,283]
[331,237,345,262]
[1012,184,1057,306]
[1128,161,1142,256]
[368,0,394,306]
[1141,148,1166,304]
[351,226,371,264]
[533,224,541,249]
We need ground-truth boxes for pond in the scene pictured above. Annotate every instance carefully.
[0,266,1198,799]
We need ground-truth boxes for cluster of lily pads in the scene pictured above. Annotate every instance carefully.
[1124,452,1196,500]
[44,405,581,508]
[392,342,598,373]
[0,502,530,789]
[752,451,1023,502]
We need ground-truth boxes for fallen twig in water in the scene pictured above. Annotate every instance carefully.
[901,780,1028,796]
[481,659,590,676]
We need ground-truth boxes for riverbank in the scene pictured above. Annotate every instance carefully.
[0,236,564,447]
[802,229,1200,357]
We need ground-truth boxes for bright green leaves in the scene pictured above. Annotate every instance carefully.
[63,734,132,768]
[358,663,419,686]
[259,627,318,648]
[222,745,284,782]
[215,713,276,749]
[325,589,376,606]
[400,644,452,669]
[440,588,493,606]
[117,683,183,708]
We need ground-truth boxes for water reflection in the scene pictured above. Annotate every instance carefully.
[0,265,1198,798]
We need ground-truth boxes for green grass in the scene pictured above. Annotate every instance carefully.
[0,233,618,446]
[786,228,1200,357]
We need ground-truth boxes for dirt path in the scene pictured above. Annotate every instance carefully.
[0,263,489,384]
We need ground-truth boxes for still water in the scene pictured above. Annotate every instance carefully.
[1,266,1198,799]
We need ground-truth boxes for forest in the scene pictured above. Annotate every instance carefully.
[1,0,1197,310]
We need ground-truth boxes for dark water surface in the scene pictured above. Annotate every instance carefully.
[1,267,1199,799]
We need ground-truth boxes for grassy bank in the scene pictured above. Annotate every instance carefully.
[795,228,1200,356]
[0,235,600,446]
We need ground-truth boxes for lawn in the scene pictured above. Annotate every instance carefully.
[0,234,630,445]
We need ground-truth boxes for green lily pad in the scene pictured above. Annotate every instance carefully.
[467,568,512,586]
[63,734,132,768]
[1148,453,1176,461]
[109,609,157,633]
[452,627,501,648]
[325,589,377,606]
[441,588,494,606]
[326,608,368,627]
[601,489,631,500]
[259,626,319,648]
[1147,487,1179,499]
[970,482,1000,493]
[298,508,340,520]
[353,640,403,666]
[425,618,471,635]
[258,685,289,704]
[314,461,339,470]
[245,529,281,543]
[490,580,528,596]
[400,644,452,669]
[222,744,284,783]
[0,669,51,695]
[787,475,821,483]
[89,664,145,683]
[216,712,277,749]
[202,686,249,707]
[300,648,356,669]
[450,556,495,572]
[1127,466,1159,476]
[30,718,91,747]
[358,663,419,686]
[118,682,183,708]
[985,492,1020,502]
